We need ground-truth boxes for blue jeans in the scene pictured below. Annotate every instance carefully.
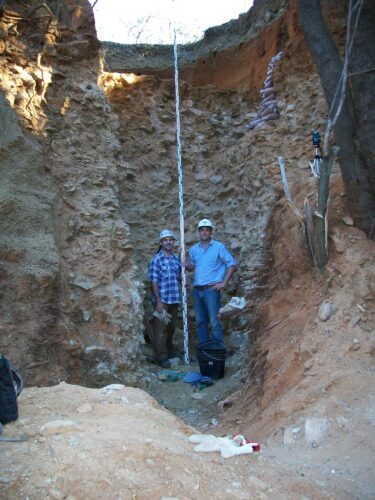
[192,288,223,344]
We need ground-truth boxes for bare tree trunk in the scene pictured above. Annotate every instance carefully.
[349,0,375,199]
[299,0,375,237]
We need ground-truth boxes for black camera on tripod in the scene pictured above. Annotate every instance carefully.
[312,129,321,147]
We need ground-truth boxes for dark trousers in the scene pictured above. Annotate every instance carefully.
[153,303,178,361]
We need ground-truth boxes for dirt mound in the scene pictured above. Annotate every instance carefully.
[0,382,339,499]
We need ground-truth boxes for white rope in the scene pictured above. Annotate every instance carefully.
[173,29,189,366]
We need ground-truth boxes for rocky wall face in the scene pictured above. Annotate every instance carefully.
[0,92,60,385]
[45,70,145,386]
[100,74,277,298]
[0,0,144,386]
[98,0,335,339]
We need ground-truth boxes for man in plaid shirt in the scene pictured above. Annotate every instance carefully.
[148,229,181,368]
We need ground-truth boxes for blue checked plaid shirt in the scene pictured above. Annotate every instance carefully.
[148,251,181,304]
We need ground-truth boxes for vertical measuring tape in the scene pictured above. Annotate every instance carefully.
[173,29,189,365]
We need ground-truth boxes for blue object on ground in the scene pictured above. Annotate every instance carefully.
[183,371,213,386]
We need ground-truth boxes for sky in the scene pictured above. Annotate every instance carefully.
[92,0,254,45]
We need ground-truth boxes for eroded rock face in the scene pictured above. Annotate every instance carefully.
[100,73,276,276]
[0,92,60,383]
[45,72,144,386]
[0,0,143,385]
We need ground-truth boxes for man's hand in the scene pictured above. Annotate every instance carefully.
[183,258,194,271]
[155,299,164,313]
[211,281,226,291]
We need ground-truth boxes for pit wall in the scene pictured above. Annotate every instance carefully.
[0,0,143,386]
[0,0,341,386]
[98,0,340,310]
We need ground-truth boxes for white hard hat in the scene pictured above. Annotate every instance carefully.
[197,218,214,229]
[159,229,176,241]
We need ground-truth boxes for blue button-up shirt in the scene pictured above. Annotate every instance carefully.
[188,239,236,287]
[148,251,181,304]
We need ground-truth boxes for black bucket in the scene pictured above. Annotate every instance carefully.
[197,339,226,380]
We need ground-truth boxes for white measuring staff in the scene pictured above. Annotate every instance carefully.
[173,28,189,365]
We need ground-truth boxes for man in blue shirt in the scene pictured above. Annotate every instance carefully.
[148,230,181,368]
[185,219,236,345]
